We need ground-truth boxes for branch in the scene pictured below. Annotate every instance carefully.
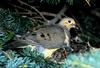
[85,0,91,7]
[17,0,48,23]
[14,11,56,17]
[41,12,56,17]
[57,4,68,18]
[8,3,28,11]
[32,16,43,19]
[8,3,34,16]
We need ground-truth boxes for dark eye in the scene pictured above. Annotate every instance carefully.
[68,20,71,23]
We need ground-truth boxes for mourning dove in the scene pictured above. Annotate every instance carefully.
[8,17,80,61]
[36,17,79,58]
[36,17,78,48]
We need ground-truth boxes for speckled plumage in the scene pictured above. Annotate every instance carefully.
[36,25,69,49]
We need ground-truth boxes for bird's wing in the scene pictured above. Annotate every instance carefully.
[36,25,66,48]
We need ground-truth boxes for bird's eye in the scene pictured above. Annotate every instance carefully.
[68,20,71,23]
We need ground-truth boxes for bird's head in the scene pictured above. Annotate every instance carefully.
[59,17,76,29]
[59,17,82,34]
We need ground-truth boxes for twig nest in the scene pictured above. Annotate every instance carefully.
[71,43,91,53]
[51,48,70,62]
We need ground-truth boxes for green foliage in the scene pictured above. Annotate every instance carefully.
[41,0,96,7]
[6,57,34,68]
[0,47,100,68]
[0,47,61,68]
[42,0,61,5]
[41,0,91,5]
[66,0,74,5]
[0,30,14,49]
[79,15,100,46]
[0,9,34,34]
[18,47,61,68]
[0,51,8,68]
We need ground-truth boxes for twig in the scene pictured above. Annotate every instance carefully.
[57,4,68,18]
[41,12,56,17]
[15,12,56,17]
[32,17,43,19]
[2,51,11,60]
[9,3,34,16]
[8,3,28,12]
[16,11,34,16]
[17,0,48,23]
[85,0,91,7]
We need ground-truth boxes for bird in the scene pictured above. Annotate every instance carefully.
[58,17,82,47]
[36,25,71,58]
[58,17,76,47]
[36,17,79,48]
[36,17,80,59]
[7,17,81,62]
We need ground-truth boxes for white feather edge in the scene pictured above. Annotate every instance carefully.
[27,45,58,58]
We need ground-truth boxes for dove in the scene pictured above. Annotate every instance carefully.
[7,17,81,62]
[36,17,82,59]
[36,25,71,58]
[36,17,79,48]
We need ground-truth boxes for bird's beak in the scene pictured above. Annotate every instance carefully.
[71,25,82,34]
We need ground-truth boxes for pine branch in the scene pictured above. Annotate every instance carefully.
[17,0,48,23]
